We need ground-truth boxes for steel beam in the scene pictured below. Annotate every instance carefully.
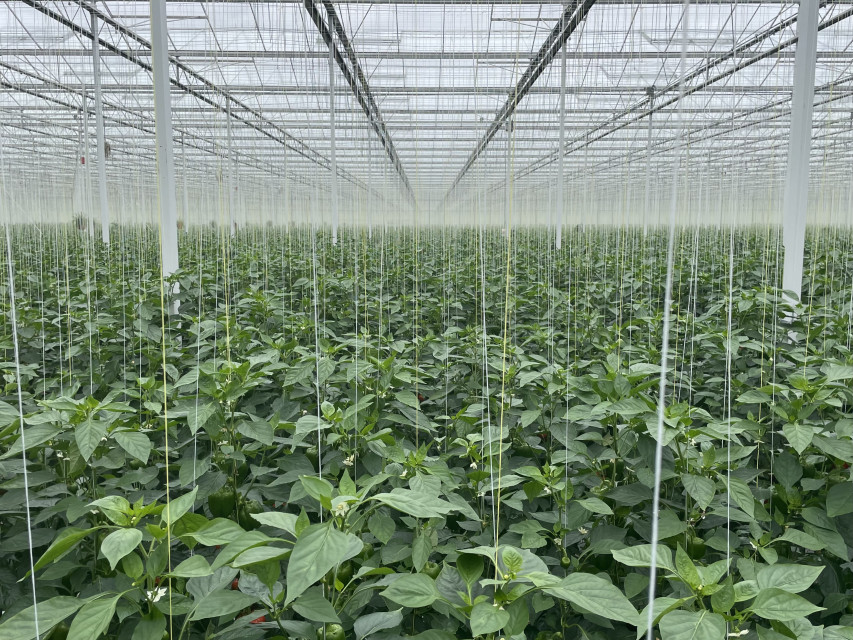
[447,0,597,195]
[303,0,414,200]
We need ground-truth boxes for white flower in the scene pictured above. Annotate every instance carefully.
[334,502,350,516]
[469,461,477,469]
[727,631,748,637]
[578,527,588,535]
[343,454,355,467]
[543,487,552,495]
[146,587,167,603]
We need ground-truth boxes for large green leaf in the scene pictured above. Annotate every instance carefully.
[0,596,84,640]
[284,523,356,604]
[382,573,441,608]
[543,573,639,625]
[681,474,715,510]
[75,417,107,462]
[161,487,198,526]
[826,482,853,517]
[612,544,676,573]
[469,602,510,636]
[658,610,726,640]
[67,593,121,640]
[755,564,823,594]
[32,527,101,573]
[372,489,455,518]
[292,588,340,623]
[724,477,755,518]
[113,431,152,464]
[749,588,825,622]
[189,590,260,621]
[100,528,143,570]
[354,609,403,640]
[782,422,813,455]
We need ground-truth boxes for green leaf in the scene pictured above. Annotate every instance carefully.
[395,391,421,409]
[237,420,274,446]
[251,512,298,535]
[189,590,259,621]
[285,523,356,605]
[187,518,246,546]
[67,593,121,640]
[775,528,824,551]
[613,544,676,573]
[658,610,726,640]
[456,553,484,587]
[100,528,143,570]
[681,474,715,510]
[783,422,813,455]
[756,564,823,594]
[382,573,441,608]
[725,477,755,518]
[576,497,614,515]
[675,545,701,590]
[187,401,219,436]
[292,587,340,623]
[826,482,853,517]
[826,365,853,382]
[773,453,802,489]
[75,417,107,462]
[300,475,334,504]
[519,409,541,428]
[113,431,152,464]
[33,527,100,573]
[0,596,84,640]
[161,487,198,526]
[710,580,735,614]
[737,390,772,404]
[171,554,212,578]
[131,611,166,640]
[749,587,825,622]
[470,602,510,635]
[368,511,395,544]
[372,489,455,518]
[354,609,403,640]
[543,573,639,625]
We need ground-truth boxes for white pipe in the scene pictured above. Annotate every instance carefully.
[91,9,110,244]
[781,0,819,305]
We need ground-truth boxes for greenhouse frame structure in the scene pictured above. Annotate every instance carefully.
[1,0,852,293]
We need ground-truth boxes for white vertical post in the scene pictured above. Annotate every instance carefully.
[226,98,236,236]
[181,132,189,228]
[329,40,339,245]
[149,0,179,283]
[556,44,566,250]
[505,120,512,237]
[781,0,819,304]
[283,134,290,230]
[644,89,655,235]
[82,89,94,237]
[91,9,110,244]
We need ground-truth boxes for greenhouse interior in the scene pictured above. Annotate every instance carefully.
[1,0,853,639]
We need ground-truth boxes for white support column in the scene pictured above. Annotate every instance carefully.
[781,0,819,305]
[283,133,290,230]
[329,41,339,245]
[505,120,512,237]
[149,0,180,284]
[181,132,189,228]
[82,89,94,237]
[556,44,566,250]
[644,89,655,235]
[91,9,110,244]
[226,98,236,236]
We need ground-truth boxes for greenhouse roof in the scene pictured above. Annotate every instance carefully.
[1,0,852,209]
